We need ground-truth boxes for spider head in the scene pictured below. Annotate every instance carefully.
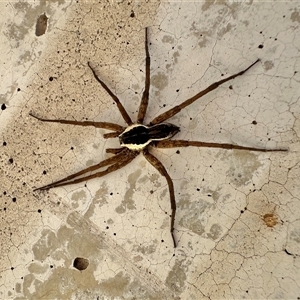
[119,123,180,151]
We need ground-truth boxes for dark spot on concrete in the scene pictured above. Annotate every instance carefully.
[35,13,48,37]
[73,257,89,271]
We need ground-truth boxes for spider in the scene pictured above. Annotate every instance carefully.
[31,28,287,248]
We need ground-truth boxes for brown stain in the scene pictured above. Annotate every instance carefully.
[263,213,278,227]
[35,13,48,36]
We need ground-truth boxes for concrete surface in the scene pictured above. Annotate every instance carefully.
[1,1,299,299]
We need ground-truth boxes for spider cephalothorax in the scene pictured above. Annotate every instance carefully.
[31,28,287,248]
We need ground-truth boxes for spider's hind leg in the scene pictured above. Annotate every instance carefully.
[143,149,177,248]
[34,148,137,191]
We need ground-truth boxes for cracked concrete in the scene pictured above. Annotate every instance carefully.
[1,1,299,299]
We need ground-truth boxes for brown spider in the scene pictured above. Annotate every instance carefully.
[31,28,287,248]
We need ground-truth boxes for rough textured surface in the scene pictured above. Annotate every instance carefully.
[1,1,299,299]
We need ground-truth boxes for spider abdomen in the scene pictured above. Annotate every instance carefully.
[119,123,180,151]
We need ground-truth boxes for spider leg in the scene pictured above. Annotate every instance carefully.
[154,140,288,152]
[106,148,125,154]
[150,59,260,125]
[87,62,133,125]
[137,27,150,123]
[103,131,122,139]
[143,149,177,248]
[30,113,124,132]
[34,148,137,191]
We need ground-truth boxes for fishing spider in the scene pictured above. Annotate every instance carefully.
[31,28,286,248]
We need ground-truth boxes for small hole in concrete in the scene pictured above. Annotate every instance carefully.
[73,257,89,271]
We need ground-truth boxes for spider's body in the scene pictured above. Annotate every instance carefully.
[119,123,180,151]
[31,28,287,248]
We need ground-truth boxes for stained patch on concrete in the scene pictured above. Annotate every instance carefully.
[35,13,48,36]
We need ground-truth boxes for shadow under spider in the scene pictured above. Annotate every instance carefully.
[30,27,288,248]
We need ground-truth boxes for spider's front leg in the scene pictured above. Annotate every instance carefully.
[87,62,133,126]
[29,113,124,132]
[150,59,260,125]
[143,149,177,248]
